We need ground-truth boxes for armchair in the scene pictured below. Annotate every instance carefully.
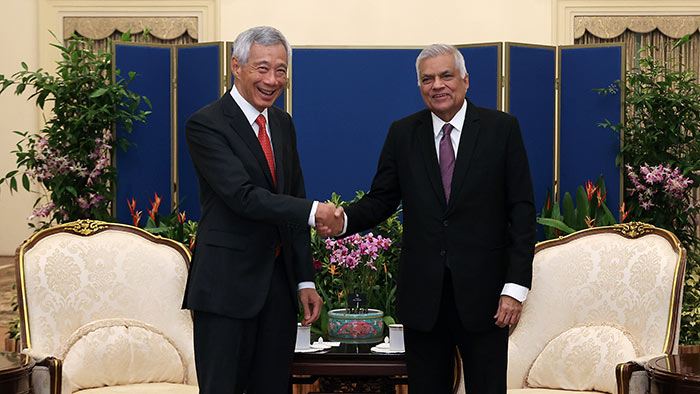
[15,220,198,393]
[456,223,686,394]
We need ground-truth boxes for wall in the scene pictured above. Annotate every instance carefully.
[2,0,698,254]
[0,0,39,255]
[220,0,552,45]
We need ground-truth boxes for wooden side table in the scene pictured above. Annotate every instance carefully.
[0,352,34,394]
[646,353,700,394]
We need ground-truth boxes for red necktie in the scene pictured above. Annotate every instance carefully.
[255,114,277,187]
[255,114,281,258]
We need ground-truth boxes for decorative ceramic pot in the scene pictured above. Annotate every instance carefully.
[327,308,384,343]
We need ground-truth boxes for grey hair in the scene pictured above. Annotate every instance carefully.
[232,26,292,66]
[415,44,468,84]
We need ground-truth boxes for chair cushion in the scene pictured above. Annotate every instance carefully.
[62,319,186,390]
[526,323,640,393]
[76,383,198,393]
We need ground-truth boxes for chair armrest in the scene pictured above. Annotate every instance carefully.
[616,353,667,394]
[21,349,65,394]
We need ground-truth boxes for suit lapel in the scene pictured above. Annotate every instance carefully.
[418,112,448,209]
[221,93,277,190]
[269,110,285,194]
[446,100,480,214]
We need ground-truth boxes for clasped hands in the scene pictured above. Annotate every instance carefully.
[315,202,344,237]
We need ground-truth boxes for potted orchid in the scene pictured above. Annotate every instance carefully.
[310,192,402,343]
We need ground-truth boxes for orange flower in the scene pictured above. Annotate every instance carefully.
[328,265,339,275]
[585,181,598,201]
[188,236,196,250]
[132,210,142,227]
[178,211,186,223]
[585,216,596,228]
[126,198,141,227]
[596,189,607,208]
[127,198,137,215]
[620,203,630,222]
[147,192,162,222]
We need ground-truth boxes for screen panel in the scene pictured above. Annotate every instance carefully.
[559,44,623,220]
[291,48,425,202]
[114,44,172,226]
[457,44,502,110]
[506,43,556,239]
[176,43,224,221]
[291,46,502,203]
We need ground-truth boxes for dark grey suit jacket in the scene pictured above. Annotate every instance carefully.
[182,92,313,319]
[345,100,536,332]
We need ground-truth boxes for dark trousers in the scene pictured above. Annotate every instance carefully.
[193,259,297,394]
[404,269,508,394]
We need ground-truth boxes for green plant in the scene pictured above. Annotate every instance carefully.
[0,32,150,230]
[309,191,402,336]
[538,174,618,239]
[598,35,700,345]
[126,193,197,249]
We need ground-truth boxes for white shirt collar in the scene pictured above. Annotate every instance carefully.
[431,99,467,138]
[230,85,268,126]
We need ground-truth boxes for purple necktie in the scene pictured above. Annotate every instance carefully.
[439,123,455,203]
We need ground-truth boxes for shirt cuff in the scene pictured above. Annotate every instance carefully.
[308,201,319,227]
[298,281,316,291]
[501,283,529,303]
[338,212,348,236]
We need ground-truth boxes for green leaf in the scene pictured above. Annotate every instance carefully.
[66,186,78,197]
[89,88,108,98]
[21,173,30,191]
[536,217,576,235]
[382,315,396,327]
[21,62,27,70]
[561,192,575,228]
[9,177,17,192]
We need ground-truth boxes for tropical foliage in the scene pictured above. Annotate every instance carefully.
[0,32,149,229]
[598,35,700,344]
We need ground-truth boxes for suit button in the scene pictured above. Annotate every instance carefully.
[443,220,449,227]
[440,250,446,257]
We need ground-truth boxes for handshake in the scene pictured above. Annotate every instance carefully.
[314,202,345,237]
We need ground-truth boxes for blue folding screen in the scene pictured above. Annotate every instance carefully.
[291,47,501,202]
[176,44,224,221]
[458,44,502,110]
[505,43,556,239]
[114,43,173,225]
[114,42,623,230]
[559,44,623,219]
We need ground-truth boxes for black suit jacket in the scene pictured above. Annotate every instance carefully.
[182,92,313,319]
[345,100,536,332]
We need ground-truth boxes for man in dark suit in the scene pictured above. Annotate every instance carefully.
[330,44,536,393]
[182,26,342,394]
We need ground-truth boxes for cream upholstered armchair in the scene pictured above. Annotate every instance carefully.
[15,220,198,394]
[456,222,686,394]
